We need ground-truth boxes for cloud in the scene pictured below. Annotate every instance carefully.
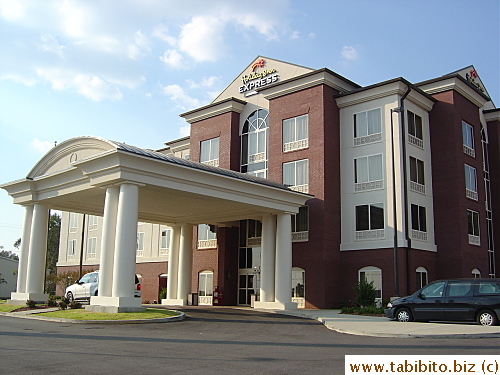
[187,76,220,89]
[39,34,64,58]
[0,0,25,20]
[127,30,151,60]
[152,24,177,46]
[341,45,359,60]
[162,84,201,109]
[178,16,226,62]
[31,138,55,153]
[1,74,36,86]
[179,124,191,137]
[159,49,183,69]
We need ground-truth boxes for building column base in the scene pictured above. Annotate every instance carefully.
[161,298,186,306]
[87,296,145,313]
[9,292,49,304]
[253,301,298,310]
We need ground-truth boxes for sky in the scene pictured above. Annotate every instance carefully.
[0,0,499,254]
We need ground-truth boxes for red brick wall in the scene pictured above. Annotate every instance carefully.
[486,116,500,276]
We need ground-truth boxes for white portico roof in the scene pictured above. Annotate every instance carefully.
[2,136,310,225]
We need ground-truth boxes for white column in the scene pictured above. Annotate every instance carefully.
[260,214,276,302]
[97,186,119,297]
[16,205,34,293]
[176,224,193,305]
[25,203,49,301]
[162,225,181,304]
[274,212,296,309]
[89,182,144,313]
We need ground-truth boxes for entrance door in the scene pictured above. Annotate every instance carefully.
[198,271,213,306]
[238,246,261,306]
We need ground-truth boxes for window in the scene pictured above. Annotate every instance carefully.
[477,280,500,295]
[160,228,171,256]
[239,219,262,247]
[283,159,309,193]
[359,266,382,299]
[420,281,445,298]
[411,204,427,241]
[88,215,98,230]
[198,270,214,304]
[462,121,475,157]
[136,232,145,256]
[291,267,305,308]
[355,203,384,240]
[416,267,428,289]
[464,164,478,200]
[241,109,268,177]
[409,156,425,194]
[354,108,382,146]
[283,114,308,152]
[354,154,383,191]
[68,239,76,258]
[467,209,480,245]
[472,268,481,278]
[446,281,473,297]
[239,247,261,269]
[407,111,423,148]
[292,206,309,241]
[200,137,219,167]
[198,224,217,249]
[87,237,97,259]
[69,212,78,232]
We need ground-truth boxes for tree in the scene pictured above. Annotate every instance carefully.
[354,279,377,307]
[45,212,61,294]
[0,249,18,261]
[13,238,21,250]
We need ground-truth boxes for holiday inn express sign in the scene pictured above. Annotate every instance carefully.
[239,58,279,95]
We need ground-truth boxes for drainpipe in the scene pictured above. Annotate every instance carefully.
[398,83,412,295]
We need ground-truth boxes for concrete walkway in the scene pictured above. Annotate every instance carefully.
[264,309,500,338]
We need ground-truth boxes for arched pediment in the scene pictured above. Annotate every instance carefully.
[27,136,118,179]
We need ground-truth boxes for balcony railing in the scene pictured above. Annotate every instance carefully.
[136,250,143,257]
[410,181,425,194]
[408,134,424,149]
[249,152,266,163]
[283,139,308,152]
[355,229,385,240]
[468,234,480,246]
[201,159,219,167]
[159,248,169,256]
[411,230,428,242]
[247,237,262,247]
[466,189,478,201]
[463,145,475,157]
[292,231,308,242]
[355,180,383,192]
[289,184,309,194]
[197,239,217,249]
[354,133,382,147]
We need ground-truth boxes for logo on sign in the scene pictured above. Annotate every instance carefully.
[239,59,279,95]
[465,68,484,93]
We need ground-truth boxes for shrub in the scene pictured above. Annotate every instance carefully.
[26,299,36,308]
[58,301,67,310]
[47,296,58,307]
[354,279,376,307]
[69,301,82,310]
[159,287,167,300]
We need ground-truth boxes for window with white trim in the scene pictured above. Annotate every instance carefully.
[200,137,219,167]
[88,215,98,230]
[136,232,145,256]
[69,212,78,233]
[354,154,383,191]
[359,266,382,300]
[68,239,76,258]
[462,121,475,157]
[407,111,423,148]
[198,224,217,249]
[355,203,385,240]
[467,209,480,245]
[241,109,268,177]
[409,156,425,194]
[411,204,427,241]
[354,108,382,146]
[292,267,305,308]
[283,159,309,193]
[87,237,97,259]
[464,164,478,200]
[160,228,171,256]
[292,206,308,242]
[416,267,428,289]
[198,271,214,297]
[283,114,308,152]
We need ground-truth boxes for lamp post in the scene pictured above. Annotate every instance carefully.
[390,107,404,298]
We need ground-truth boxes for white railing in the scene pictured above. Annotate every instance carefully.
[355,229,385,240]
[69,227,77,233]
[410,181,425,194]
[198,296,213,306]
[411,230,428,242]
[247,237,261,247]
[354,133,382,147]
[283,139,308,152]
[201,159,219,167]
[249,152,266,163]
[289,184,309,194]
[159,248,169,257]
[355,180,383,192]
[136,250,143,257]
[463,145,475,157]
[408,134,424,149]
[88,224,98,231]
[468,234,480,246]
[291,297,305,309]
[197,239,217,249]
[292,231,309,242]
[466,189,478,201]
[87,252,96,259]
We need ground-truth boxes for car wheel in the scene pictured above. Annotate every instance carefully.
[396,307,413,322]
[66,292,74,303]
[477,310,498,326]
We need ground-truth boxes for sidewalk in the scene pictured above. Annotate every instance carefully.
[266,309,500,338]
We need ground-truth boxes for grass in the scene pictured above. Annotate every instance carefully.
[0,304,22,313]
[340,306,385,316]
[36,308,181,320]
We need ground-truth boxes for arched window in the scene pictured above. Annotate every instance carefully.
[241,109,268,177]
[472,268,481,278]
[198,270,214,305]
[416,266,428,289]
[359,266,382,300]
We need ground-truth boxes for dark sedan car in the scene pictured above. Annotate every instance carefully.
[384,279,500,326]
